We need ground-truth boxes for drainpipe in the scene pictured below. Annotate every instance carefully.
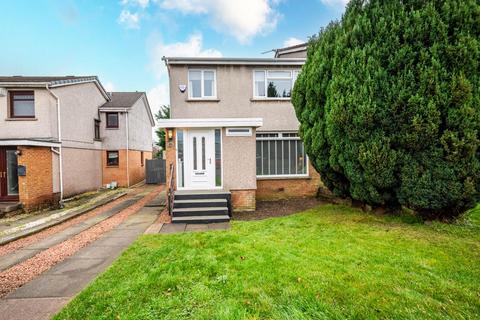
[126,112,130,187]
[46,85,64,206]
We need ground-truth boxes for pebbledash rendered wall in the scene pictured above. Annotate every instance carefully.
[53,82,107,197]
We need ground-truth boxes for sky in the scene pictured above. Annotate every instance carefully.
[0,0,346,121]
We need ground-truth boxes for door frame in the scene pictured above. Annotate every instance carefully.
[176,128,223,190]
[0,146,20,202]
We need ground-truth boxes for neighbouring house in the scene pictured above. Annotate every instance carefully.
[0,76,154,212]
[158,43,324,223]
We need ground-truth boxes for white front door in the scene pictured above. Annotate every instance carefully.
[184,129,216,189]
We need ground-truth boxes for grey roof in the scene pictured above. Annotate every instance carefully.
[274,42,308,58]
[0,75,110,100]
[0,76,97,85]
[102,92,145,108]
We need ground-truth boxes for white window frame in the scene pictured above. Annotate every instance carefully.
[188,69,217,99]
[226,128,252,137]
[252,69,300,100]
[256,132,309,178]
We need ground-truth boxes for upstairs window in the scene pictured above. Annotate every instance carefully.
[106,112,119,128]
[254,70,300,99]
[94,119,100,140]
[188,69,216,99]
[10,91,35,118]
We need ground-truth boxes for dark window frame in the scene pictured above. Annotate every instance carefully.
[9,90,35,118]
[94,119,101,140]
[106,150,119,167]
[106,112,119,128]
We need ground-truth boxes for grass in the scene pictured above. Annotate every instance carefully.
[55,204,480,319]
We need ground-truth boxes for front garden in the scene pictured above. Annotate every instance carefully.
[55,204,480,319]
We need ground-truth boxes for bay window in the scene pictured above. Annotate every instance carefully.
[256,132,307,177]
[254,70,300,99]
[188,69,216,99]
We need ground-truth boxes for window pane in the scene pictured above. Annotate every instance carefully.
[189,71,202,98]
[201,137,206,170]
[297,141,305,174]
[269,140,276,175]
[283,140,290,174]
[107,151,119,166]
[215,129,222,186]
[290,140,296,174]
[6,150,18,195]
[276,141,283,175]
[203,71,214,97]
[267,79,292,98]
[256,141,262,175]
[107,113,118,127]
[177,130,184,187]
[193,137,197,170]
[267,71,291,78]
[13,100,34,116]
[262,141,269,175]
[254,71,265,97]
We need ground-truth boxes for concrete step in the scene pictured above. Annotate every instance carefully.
[174,198,227,208]
[0,202,22,214]
[174,190,230,201]
[172,215,230,224]
[172,207,228,217]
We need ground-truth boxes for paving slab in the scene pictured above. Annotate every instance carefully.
[185,224,209,232]
[7,273,98,299]
[160,223,186,234]
[46,258,112,276]
[0,297,70,320]
[73,244,126,259]
[0,249,39,271]
[208,222,230,230]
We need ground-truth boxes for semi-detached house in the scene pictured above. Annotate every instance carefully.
[159,43,324,223]
[0,76,154,212]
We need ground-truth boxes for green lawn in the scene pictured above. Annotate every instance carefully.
[55,204,480,319]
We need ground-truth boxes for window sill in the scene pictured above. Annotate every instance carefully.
[250,98,291,102]
[5,117,38,121]
[106,127,119,130]
[94,139,102,142]
[185,98,220,102]
[257,175,310,180]
[106,165,119,168]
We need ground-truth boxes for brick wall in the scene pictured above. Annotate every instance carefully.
[102,149,128,187]
[17,146,54,211]
[256,162,327,200]
[165,128,176,190]
[128,150,152,186]
[231,189,256,211]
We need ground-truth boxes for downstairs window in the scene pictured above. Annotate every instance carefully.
[256,132,307,177]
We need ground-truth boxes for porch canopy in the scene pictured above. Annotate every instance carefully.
[156,118,263,128]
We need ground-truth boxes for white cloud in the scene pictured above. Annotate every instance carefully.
[159,0,281,43]
[320,0,349,8]
[121,0,150,8]
[283,37,304,48]
[103,82,115,92]
[147,83,170,116]
[149,33,222,79]
[118,10,140,29]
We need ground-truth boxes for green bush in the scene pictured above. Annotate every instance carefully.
[292,0,480,217]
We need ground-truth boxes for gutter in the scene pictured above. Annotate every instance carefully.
[45,85,64,206]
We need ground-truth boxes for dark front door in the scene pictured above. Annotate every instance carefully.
[0,147,19,201]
